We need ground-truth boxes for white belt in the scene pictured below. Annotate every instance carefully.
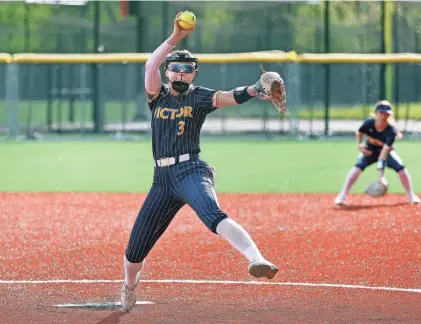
[155,153,191,168]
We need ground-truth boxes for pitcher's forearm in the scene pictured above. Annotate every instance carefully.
[145,37,180,94]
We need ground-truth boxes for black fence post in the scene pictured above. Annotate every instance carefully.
[92,1,103,133]
[324,0,330,137]
[380,1,386,100]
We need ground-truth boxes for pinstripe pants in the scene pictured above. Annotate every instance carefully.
[125,158,227,263]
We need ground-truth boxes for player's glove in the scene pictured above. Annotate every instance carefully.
[364,179,388,197]
[253,67,286,114]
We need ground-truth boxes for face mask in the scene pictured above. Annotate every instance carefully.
[170,80,190,93]
[167,65,196,93]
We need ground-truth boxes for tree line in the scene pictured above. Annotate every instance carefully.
[0,1,419,54]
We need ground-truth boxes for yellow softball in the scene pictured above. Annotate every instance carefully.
[178,11,196,29]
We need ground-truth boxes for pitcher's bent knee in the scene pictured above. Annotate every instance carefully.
[125,247,146,264]
[196,209,228,234]
[211,215,228,234]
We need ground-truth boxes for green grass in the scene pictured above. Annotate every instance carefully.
[1,101,421,128]
[1,140,420,193]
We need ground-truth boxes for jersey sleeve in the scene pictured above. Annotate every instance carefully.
[384,126,397,146]
[194,86,219,115]
[358,119,373,134]
[147,84,168,111]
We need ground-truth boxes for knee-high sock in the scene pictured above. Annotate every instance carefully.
[216,218,264,263]
[340,167,362,196]
[124,255,144,289]
[398,168,414,199]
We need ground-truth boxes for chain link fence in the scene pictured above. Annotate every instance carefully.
[1,59,421,139]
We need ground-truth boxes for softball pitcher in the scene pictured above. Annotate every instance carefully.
[335,100,420,206]
[121,12,286,311]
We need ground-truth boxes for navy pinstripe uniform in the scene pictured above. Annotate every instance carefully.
[355,118,404,172]
[125,83,225,263]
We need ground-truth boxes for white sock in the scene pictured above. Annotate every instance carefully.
[340,167,362,196]
[398,168,414,200]
[124,255,144,289]
[216,218,264,263]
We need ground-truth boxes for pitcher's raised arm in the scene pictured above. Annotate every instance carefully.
[145,12,195,101]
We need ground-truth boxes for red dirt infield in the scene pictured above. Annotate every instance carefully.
[1,193,420,323]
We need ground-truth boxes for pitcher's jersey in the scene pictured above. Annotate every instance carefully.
[148,83,218,160]
[358,118,397,152]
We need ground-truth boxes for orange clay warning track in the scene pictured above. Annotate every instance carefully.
[1,193,421,323]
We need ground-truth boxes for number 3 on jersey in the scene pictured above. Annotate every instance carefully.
[177,121,185,136]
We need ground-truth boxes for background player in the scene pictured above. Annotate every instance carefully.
[120,12,286,311]
[335,100,420,206]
